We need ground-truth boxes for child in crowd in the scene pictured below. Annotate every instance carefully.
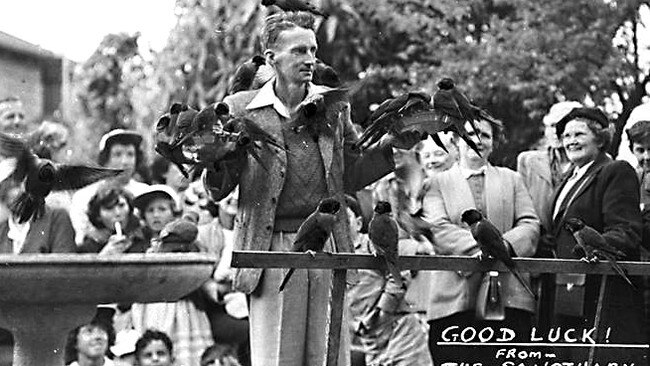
[134,330,175,366]
[78,184,147,254]
[130,186,214,366]
[346,196,433,366]
[64,309,116,366]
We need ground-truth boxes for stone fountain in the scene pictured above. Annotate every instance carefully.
[0,253,217,366]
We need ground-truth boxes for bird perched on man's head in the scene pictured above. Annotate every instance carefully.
[0,132,124,223]
[279,197,341,291]
[261,0,328,18]
[461,208,537,299]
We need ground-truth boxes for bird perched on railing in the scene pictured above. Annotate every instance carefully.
[369,201,403,287]
[353,78,496,156]
[0,132,123,223]
[461,208,537,299]
[279,197,341,292]
[564,217,635,288]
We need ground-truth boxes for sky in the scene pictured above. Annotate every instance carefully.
[0,0,177,62]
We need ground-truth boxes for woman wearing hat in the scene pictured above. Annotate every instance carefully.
[70,129,150,245]
[548,107,645,363]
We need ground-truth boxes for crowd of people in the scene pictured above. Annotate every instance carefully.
[2,8,650,366]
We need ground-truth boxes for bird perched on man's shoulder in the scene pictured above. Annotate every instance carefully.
[229,55,267,95]
[279,197,341,291]
[564,217,635,288]
[0,132,124,223]
[262,0,328,18]
[369,201,403,287]
[461,208,537,299]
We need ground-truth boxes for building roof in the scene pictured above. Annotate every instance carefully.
[0,30,61,60]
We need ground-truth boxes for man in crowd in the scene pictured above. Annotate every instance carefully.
[0,96,27,136]
[202,11,418,366]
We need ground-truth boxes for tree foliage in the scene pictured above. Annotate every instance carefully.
[70,0,650,168]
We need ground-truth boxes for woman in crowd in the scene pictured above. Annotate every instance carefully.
[548,107,645,363]
[423,117,540,364]
[78,184,147,254]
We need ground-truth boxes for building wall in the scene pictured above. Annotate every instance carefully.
[0,53,44,124]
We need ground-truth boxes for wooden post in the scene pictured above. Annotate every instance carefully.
[326,269,347,366]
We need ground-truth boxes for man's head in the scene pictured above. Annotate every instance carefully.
[262,12,317,86]
[627,120,650,171]
[0,97,27,135]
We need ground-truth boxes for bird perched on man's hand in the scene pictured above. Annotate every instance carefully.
[262,0,328,18]
[461,208,537,299]
[0,132,124,223]
[369,201,403,287]
[564,217,634,288]
[279,197,341,292]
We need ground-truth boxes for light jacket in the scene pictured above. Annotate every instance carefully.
[203,82,396,294]
[422,163,540,320]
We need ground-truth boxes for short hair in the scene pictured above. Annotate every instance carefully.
[87,185,134,229]
[451,118,504,149]
[64,320,115,365]
[135,330,173,360]
[261,12,316,50]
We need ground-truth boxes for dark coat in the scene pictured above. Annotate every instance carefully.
[548,152,645,361]
[0,207,76,253]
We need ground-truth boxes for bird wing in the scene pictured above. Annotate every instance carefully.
[582,226,626,259]
[0,133,31,181]
[474,220,512,264]
[0,157,18,183]
[52,165,124,191]
[292,212,330,252]
[594,250,635,289]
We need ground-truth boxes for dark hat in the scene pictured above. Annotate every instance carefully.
[555,107,609,138]
[99,129,143,152]
[626,120,650,143]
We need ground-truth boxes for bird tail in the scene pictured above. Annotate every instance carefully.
[383,257,403,288]
[509,265,537,300]
[278,268,296,292]
[9,193,44,224]
[601,252,636,290]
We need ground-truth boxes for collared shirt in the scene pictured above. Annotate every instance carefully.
[7,216,30,254]
[460,165,487,179]
[553,161,594,219]
[245,78,332,118]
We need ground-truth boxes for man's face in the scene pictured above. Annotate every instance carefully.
[458,120,494,164]
[0,100,26,135]
[268,27,317,85]
[632,141,650,171]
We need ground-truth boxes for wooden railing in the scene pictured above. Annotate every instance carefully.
[231,251,650,366]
